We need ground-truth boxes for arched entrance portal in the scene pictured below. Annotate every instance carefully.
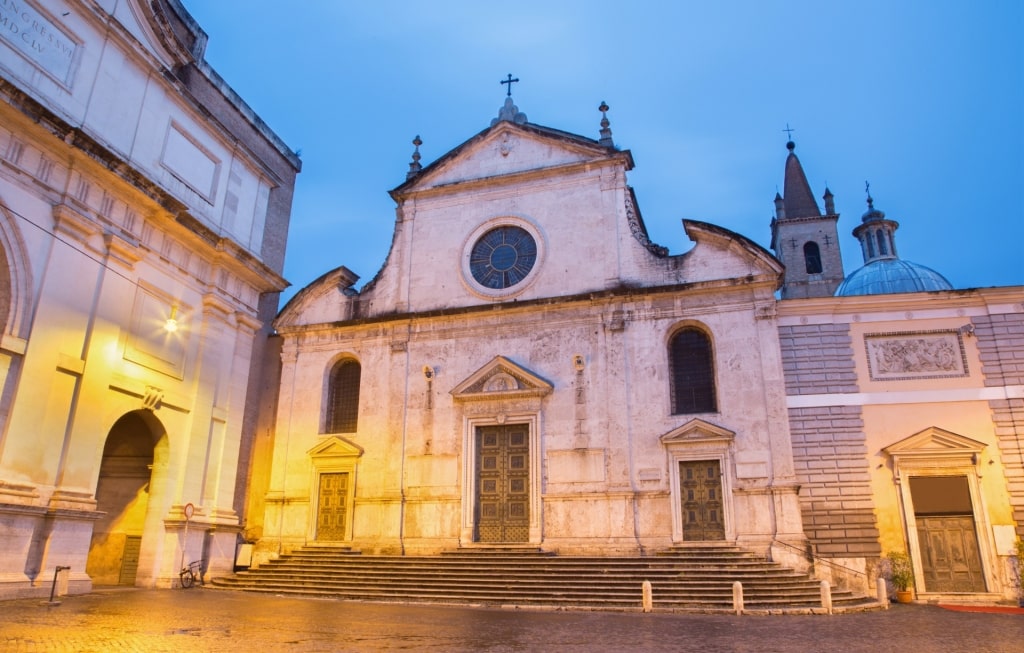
[86,411,168,586]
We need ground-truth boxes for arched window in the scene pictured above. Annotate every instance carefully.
[803,241,823,274]
[877,230,888,256]
[670,328,717,414]
[325,359,361,433]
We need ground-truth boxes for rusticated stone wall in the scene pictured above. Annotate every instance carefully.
[974,312,1024,537]
[780,323,880,557]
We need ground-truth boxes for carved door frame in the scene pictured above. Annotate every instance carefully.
[884,427,995,596]
[450,356,552,547]
[461,413,542,545]
[661,419,736,544]
[307,436,363,543]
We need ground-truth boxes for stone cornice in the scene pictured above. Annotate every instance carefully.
[275,274,780,337]
[776,286,1024,321]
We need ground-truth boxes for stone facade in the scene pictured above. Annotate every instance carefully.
[258,104,808,568]
[0,0,298,599]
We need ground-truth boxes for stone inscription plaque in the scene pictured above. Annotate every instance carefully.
[0,0,78,83]
[864,330,967,381]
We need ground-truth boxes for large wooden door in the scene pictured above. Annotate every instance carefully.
[680,460,725,541]
[475,425,529,543]
[316,472,350,541]
[910,475,985,592]
[916,516,985,592]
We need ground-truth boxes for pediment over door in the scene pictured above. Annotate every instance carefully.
[659,419,736,447]
[307,436,364,459]
[450,356,553,402]
[883,426,986,470]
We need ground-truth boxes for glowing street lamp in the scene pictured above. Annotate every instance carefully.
[164,305,179,333]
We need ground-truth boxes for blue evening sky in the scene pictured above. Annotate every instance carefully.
[182,1,1023,304]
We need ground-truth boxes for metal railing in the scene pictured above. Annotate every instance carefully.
[771,539,868,580]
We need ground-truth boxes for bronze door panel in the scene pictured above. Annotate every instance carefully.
[680,460,725,541]
[476,425,529,543]
[316,472,349,541]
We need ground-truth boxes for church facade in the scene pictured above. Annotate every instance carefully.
[257,97,1024,603]
[0,0,298,598]
[261,98,808,569]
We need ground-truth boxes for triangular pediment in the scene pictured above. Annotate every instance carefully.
[307,436,363,459]
[883,427,986,456]
[660,418,736,445]
[450,355,553,402]
[393,121,628,199]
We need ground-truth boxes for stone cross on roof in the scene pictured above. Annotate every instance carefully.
[500,74,519,97]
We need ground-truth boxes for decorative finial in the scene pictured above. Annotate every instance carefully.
[783,123,795,150]
[406,135,423,180]
[861,180,885,222]
[500,73,519,97]
[598,101,613,147]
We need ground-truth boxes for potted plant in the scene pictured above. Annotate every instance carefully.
[886,551,914,603]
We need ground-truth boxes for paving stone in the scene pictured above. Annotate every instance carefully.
[0,588,1022,652]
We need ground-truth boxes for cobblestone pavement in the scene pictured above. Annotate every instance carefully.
[0,588,1022,652]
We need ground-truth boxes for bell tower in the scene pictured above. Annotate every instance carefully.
[770,140,845,299]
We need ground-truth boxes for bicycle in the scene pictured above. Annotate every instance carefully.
[179,560,203,589]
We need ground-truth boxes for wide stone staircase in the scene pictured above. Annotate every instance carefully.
[210,544,877,613]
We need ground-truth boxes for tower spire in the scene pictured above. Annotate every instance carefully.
[770,136,845,299]
[782,140,822,219]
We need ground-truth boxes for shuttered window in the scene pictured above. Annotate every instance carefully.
[670,328,717,414]
[326,359,361,433]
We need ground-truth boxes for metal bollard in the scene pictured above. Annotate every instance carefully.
[641,580,653,613]
[732,581,744,615]
[876,576,889,609]
[820,580,832,614]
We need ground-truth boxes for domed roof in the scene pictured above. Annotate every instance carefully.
[835,258,953,296]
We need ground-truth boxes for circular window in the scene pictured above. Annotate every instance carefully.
[469,225,537,290]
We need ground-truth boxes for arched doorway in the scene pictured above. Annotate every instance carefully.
[86,411,168,585]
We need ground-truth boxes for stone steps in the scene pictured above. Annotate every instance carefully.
[210,545,875,612]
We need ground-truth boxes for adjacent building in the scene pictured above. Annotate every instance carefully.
[0,0,299,598]
[773,147,1024,600]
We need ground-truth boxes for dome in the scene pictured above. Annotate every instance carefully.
[835,258,953,296]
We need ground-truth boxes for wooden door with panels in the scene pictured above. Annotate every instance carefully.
[475,425,530,543]
[679,459,726,541]
[316,472,350,541]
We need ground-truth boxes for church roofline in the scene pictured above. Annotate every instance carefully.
[148,1,301,169]
[389,120,633,200]
[683,219,784,275]
[276,264,360,322]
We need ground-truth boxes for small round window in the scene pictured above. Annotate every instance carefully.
[469,225,537,290]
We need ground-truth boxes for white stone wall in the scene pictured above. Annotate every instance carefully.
[264,119,804,560]
[0,0,295,598]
